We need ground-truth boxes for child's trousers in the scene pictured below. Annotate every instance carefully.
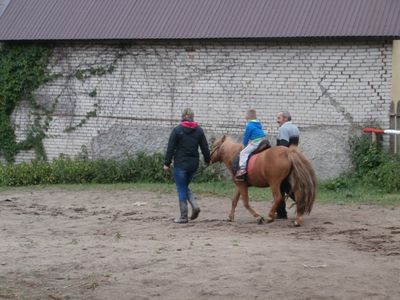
[238,140,262,170]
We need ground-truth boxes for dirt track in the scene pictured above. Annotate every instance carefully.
[1,187,400,300]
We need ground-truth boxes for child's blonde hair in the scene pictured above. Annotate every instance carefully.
[246,109,257,119]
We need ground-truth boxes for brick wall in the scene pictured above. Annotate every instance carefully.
[6,40,393,179]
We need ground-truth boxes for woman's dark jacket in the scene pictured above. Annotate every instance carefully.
[164,122,211,172]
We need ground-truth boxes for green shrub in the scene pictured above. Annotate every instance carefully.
[51,156,95,184]
[322,176,351,191]
[366,156,400,192]
[349,135,386,175]
[0,152,223,186]
[90,159,115,183]
[347,135,400,193]
[0,161,53,186]
[193,163,225,182]
[130,152,168,183]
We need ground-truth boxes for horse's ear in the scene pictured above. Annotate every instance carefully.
[209,136,216,145]
[221,135,226,143]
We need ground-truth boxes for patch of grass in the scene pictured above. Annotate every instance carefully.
[0,179,398,206]
[114,232,123,240]
[0,182,177,195]
[68,239,79,245]
[191,181,274,201]
[318,174,400,205]
[0,285,17,299]
[318,182,400,205]
[231,239,240,246]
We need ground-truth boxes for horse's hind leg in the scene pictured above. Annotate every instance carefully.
[237,184,264,224]
[294,190,303,227]
[228,188,240,222]
[267,184,284,223]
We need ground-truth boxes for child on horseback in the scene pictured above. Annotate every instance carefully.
[235,109,267,180]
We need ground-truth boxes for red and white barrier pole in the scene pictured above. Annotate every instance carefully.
[363,128,400,135]
[363,127,400,144]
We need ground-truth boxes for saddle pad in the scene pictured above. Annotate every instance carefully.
[231,151,262,175]
[247,153,258,173]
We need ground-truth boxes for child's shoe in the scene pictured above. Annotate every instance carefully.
[235,169,247,181]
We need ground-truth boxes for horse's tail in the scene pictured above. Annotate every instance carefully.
[287,148,317,215]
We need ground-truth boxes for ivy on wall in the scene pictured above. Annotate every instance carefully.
[64,104,98,133]
[0,43,52,162]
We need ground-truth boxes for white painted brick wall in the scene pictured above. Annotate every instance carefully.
[3,40,393,179]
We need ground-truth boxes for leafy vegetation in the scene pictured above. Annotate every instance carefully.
[0,152,220,186]
[320,135,400,196]
[0,43,52,162]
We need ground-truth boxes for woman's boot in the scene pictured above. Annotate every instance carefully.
[187,190,200,220]
[174,200,188,223]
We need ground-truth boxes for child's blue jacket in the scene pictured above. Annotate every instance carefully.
[242,120,266,146]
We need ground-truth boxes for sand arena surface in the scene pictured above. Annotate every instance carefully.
[1,187,400,299]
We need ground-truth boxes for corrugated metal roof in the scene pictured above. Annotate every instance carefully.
[0,0,11,17]
[0,0,399,41]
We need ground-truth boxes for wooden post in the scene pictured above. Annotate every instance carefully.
[397,103,400,153]
[371,132,377,143]
[392,40,400,154]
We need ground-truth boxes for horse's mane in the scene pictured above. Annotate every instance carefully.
[222,136,239,145]
[218,136,243,162]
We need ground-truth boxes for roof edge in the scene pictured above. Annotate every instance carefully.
[0,36,397,44]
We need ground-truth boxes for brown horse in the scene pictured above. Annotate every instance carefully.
[210,136,317,226]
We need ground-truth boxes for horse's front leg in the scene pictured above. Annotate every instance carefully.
[228,188,240,222]
[237,183,264,224]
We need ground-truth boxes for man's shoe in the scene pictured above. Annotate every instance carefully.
[276,213,288,219]
[276,201,287,219]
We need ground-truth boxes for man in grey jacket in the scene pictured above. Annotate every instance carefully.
[276,111,299,147]
[276,111,300,219]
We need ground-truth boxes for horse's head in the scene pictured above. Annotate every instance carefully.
[210,135,226,163]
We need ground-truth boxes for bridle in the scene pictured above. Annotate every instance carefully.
[210,143,222,160]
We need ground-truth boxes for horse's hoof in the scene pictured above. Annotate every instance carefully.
[266,218,274,223]
[227,217,234,222]
[256,216,265,224]
[294,221,301,227]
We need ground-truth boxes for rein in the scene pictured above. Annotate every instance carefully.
[210,144,222,159]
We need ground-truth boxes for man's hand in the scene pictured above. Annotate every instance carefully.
[163,165,170,172]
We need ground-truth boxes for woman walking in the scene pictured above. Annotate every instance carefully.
[164,108,210,223]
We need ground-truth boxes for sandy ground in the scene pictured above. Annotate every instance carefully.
[0,187,400,300]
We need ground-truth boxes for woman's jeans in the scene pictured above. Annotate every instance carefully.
[173,167,195,202]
